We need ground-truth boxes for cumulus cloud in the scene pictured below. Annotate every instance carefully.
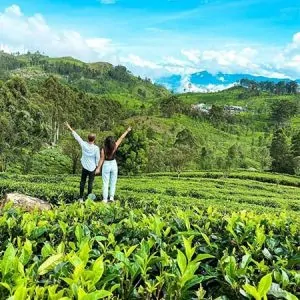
[1,4,300,82]
[181,49,201,64]
[4,4,22,16]
[181,47,261,74]
[0,5,116,62]
[120,54,161,69]
[179,75,235,93]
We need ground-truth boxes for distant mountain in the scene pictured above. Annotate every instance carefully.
[156,71,300,93]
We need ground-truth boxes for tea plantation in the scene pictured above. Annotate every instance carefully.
[0,171,299,299]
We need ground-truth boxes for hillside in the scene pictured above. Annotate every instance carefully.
[1,54,300,299]
[1,53,300,176]
[0,51,169,100]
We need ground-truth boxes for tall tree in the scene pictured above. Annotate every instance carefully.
[160,95,186,118]
[174,128,196,148]
[269,129,293,174]
[117,129,149,175]
[291,131,300,157]
[270,100,298,127]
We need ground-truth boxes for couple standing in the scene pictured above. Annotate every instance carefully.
[65,122,131,203]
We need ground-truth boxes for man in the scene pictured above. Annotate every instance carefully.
[65,122,100,201]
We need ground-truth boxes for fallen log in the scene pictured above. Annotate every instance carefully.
[0,193,52,211]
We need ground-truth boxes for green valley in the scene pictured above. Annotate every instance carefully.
[0,52,300,300]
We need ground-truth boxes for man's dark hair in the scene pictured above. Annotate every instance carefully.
[88,134,96,143]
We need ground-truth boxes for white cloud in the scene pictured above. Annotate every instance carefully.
[180,46,292,79]
[1,5,300,83]
[180,47,265,76]
[270,32,300,78]
[86,38,114,53]
[120,54,162,69]
[287,32,300,50]
[179,75,235,93]
[181,49,201,64]
[0,4,116,62]
[4,4,22,16]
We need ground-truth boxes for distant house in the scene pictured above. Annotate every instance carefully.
[224,105,246,113]
[191,103,211,114]
[192,103,246,114]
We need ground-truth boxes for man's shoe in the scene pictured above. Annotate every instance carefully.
[102,200,108,204]
[78,198,84,203]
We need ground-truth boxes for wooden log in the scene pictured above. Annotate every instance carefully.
[0,193,52,211]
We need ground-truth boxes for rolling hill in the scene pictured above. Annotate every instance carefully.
[1,52,299,176]
[0,51,169,100]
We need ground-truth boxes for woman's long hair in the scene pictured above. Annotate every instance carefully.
[104,136,116,159]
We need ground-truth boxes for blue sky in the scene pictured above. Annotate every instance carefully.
[1,0,300,80]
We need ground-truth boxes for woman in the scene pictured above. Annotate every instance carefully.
[96,126,132,203]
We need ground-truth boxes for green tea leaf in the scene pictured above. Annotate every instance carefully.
[13,285,27,300]
[195,253,214,262]
[258,273,272,298]
[243,284,260,300]
[177,249,187,275]
[183,236,195,262]
[38,253,64,276]
[92,256,104,285]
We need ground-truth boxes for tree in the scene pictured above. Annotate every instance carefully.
[226,143,244,170]
[160,95,186,118]
[291,131,300,157]
[209,105,225,125]
[166,146,192,177]
[286,81,298,94]
[269,129,293,174]
[199,146,213,170]
[293,156,300,176]
[275,81,286,95]
[61,135,81,174]
[270,100,298,127]
[174,128,196,148]
[258,147,272,171]
[117,129,148,175]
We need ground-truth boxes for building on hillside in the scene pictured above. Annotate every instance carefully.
[192,103,246,114]
[224,105,246,113]
[191,103,212,114]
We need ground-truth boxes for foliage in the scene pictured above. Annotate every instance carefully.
[0,171,299,299]
[240,78,298,95]
[1,53,300,176]
[30,147,72,175]
[116,128,149,175]
[270,129,294,174]
[160,95,188,117]
[270,100,298,127]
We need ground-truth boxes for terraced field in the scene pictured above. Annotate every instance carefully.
[1,171,299,215]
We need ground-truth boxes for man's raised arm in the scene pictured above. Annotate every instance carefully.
[65,121,84,146]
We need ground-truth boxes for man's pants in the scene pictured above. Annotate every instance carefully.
[80,168,95,198]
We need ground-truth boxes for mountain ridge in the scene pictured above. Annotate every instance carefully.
[157,71,300,93]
